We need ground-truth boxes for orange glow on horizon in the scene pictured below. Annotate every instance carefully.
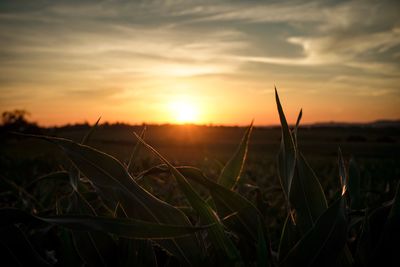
[168,96,200,124]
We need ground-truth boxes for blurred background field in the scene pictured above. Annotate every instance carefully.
[1,118,400,263]
[2,122,399,209]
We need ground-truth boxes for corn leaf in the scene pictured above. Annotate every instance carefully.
[278,214,300,262]
[280,196,347,267]
[289,153,328,233]
[292,109,302,147]
[135,134,241,262]
[81,116,101,144]
[0,208,211,239]
[177,166,262,242]
[19,134,204,266]
[275,88,297,200]
[127,126,146,173]
[218,122,253,189]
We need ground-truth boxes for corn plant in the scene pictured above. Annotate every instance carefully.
[1,89,398,266]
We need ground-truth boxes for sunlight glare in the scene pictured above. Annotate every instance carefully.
[169,98,199,124]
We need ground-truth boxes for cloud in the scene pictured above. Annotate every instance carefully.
[0,0,399,124]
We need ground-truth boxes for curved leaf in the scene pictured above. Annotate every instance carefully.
[278,214,300,261]
[281,197,347,267]
[275,88,297,200]
[289,153,328,233]
[135,134,241,262]
[0,208,211,239]
[218,122,253,189]
[20,134,204,266]
[177,166,262,242]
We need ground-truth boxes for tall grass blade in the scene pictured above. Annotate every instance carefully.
[218,121,253,189]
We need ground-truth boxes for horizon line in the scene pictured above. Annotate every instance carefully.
[34,118,400,128]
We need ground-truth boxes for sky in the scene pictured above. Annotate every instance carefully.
[0,0,399,126]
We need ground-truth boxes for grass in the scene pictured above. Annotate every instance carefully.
[0,90,399,266]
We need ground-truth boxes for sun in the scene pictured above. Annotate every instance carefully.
[169,98,199,124]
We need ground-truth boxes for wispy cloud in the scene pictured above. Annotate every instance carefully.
[0,0,399,124]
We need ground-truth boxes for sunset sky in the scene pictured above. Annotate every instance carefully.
[1,0,399,126]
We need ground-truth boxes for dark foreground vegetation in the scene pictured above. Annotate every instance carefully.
[0,91,399,266]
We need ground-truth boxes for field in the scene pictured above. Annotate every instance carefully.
[1,103,399,266]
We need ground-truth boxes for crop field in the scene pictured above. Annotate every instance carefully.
[0,92,399,266]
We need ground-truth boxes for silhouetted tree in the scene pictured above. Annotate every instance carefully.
[1,109,41,133]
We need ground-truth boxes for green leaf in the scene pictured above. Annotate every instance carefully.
[278,214,300,262]
[176,166,262,242]
[135,134,241,262]
[292,109,302,147]
[81,116,101,144]
[127,126,146,173]
[275,88,297,200]
[289,153,328,233]
[0,208,211,239]
[20,134,204,266]
[218,121,253,189]
[281,197,347,267]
